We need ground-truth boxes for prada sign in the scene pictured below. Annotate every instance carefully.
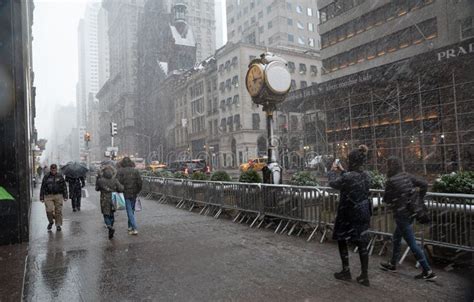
[437,42,474,61]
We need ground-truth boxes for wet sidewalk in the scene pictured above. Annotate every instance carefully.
[13,186,473,301]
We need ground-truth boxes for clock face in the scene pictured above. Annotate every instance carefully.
[264,61,291,95]
[246,64,265,97]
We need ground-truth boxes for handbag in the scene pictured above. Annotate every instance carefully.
[135,197,142,212]
[111,192,126,210]
[408,190,431,225]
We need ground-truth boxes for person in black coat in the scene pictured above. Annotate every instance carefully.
[380,157,437,280]
[65,176,85,212]
[328,145,372,286]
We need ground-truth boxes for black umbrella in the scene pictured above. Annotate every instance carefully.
[61,161,88,178]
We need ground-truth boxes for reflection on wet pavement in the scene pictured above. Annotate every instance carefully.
[21,185,472,302]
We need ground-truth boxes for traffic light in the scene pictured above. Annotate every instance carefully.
[84,132,91,142]
[110,122,117,136]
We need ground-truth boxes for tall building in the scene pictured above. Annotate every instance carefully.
[97,6,110,89]
[226,0,320,51]
[77,3,100,128]
[77,3,101,160]
[97,0,146,157]
[171,0,216,62]
[215,0,226,48]
[318,0,474,81]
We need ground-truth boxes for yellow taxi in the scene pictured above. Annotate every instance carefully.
[148,161,167,172]
[239,157,268,172]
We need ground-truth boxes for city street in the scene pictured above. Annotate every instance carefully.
[8,186,470,301]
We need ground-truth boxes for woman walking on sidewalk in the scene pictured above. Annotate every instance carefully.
[380,157,436,280]
[328,145,372,287]
[117,157,142,235]
[95,165,123,239]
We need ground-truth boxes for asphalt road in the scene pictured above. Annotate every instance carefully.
[16,185,473,301]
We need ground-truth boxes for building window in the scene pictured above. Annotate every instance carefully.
[287,18,293,26]
[227,116,234,132]
[296,5,303,14]
[288,61,295,73]
[290,79,296,90]
[233,95,240,105]
[268,20,273,29]
[310,65,318,76]
[288,34,294,42]
[267,6,271,14]
[219,81,225,91]
[319,0,366,24]
[308,38,315,47]
[232,76,239,87]
[307,7,313,16]
[258,11,263,18]
[461,17,474,40]
[259,26,264,34]
[251,16,256,24]
[297,21,304,30]
[252,113,260,130]
[298,36,305,45]
[226,97,232,106]
[234,114,241,129]
[308,23,314,32]
[299,63,307,74]
[221,118,227,133]
[286,2,291,10]
[225,79,231,90]
[231,56,238,66]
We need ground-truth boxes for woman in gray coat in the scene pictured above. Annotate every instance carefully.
[95,165,124,239]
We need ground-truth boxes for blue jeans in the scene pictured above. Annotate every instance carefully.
[126,198,137,230]
[391,217,431,272]
[103,214,114,228]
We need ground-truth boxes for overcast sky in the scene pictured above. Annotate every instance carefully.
[33,0,226,143]
[33,0,92,141]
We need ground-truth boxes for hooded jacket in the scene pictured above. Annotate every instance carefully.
[95,166,124,215]
[40,172,68,200]
[116,157,142,199]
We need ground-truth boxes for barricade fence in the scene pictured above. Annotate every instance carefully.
[141,177,473,253]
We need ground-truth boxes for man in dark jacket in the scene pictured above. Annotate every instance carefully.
[380,157,436,281]
[65,176,85,212]
[116,157,142,235]
[40,164,68,231]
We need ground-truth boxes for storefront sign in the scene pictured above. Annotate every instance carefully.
[437,42,474,61]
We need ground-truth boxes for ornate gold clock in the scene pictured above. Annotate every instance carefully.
[245,63,265,97]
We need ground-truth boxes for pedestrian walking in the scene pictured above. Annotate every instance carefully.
[380,157,437,280]
[95,165,123,239]
[40,164,68,232]
[37,166,43,178]
[328,145,372,287]
[66,176,85,212]
[117,157,142,235]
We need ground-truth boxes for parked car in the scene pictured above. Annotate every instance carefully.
[240,157,268,172]
[148,161,167,172]
[168,159,211,175]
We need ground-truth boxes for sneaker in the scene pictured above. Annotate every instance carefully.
[47,223,53,231]
[334,269,352,281]
[131,230,138,235]
[356,275,370,287]
[108,227,115,239]
[56,226,62,231]
[380,262,397,272]
[415,270,437,281]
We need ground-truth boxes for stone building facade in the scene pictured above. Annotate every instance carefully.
[317,0,474,81]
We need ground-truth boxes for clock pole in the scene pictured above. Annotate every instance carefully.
[246,52,291,184]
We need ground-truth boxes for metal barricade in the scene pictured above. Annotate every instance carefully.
[140,176,474,252]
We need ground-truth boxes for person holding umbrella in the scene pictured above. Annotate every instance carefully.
[65,176,85,212]
[40,164,68,231]
[61,162,89,212]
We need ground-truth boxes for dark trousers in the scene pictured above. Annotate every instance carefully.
[338,240,369,276]
[71,194,82,209]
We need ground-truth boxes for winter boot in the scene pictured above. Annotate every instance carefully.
[356,274,370,287]
[380,262,397,272]
[334,269,352,281]
[47,222,53,231]
[108,227,115,239]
